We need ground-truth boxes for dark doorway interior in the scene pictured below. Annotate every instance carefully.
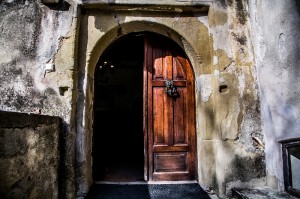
[93,34,144,182]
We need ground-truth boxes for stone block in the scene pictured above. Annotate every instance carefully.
[41,0,60,4]
[0,111,61,199]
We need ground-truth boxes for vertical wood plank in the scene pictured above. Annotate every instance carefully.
[185,58,196,180]
[143,38,149,181]
[165,50,174,146]
[146,35,196,181]
[165,50,173,80]
[146,37,154,180]
[174,88,187,145]
[153,88,166,145]
[173,56,187,80]
[153,48,163,80]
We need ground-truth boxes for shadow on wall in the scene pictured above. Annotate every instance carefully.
[296,0,300,17]
[0,111,62,199]
[200,88,266,197]
[43,0,70,11]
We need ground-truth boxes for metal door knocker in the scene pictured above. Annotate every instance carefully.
[165,80,178,98]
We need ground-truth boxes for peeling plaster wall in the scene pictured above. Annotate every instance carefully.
[0,0,276,198]
[77,1,265,198]
[0,0,75,118]
[197,1,265,197]
[0,1,78,198]
[249,0,300,191]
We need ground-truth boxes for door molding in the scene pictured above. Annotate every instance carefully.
[76,10,211,194]
[144,34,196,181]
[81,1,211,12]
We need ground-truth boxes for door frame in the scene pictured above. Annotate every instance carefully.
[143,36,149,181]
[142,34,197,181]
[75,17,210,194]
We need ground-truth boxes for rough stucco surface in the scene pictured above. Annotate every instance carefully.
[249,0,300,190]
[198,1,265,197]
[0,0,266,198]
[0,1,77,199]
[0,1,41,113]
[0,0,74,118]
[2,0,298,198]
[77,1,265,198]
[0,111,61,199]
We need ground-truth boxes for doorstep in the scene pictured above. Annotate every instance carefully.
[232,188,299,199]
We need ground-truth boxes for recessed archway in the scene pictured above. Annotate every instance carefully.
[76,15,211,194]
[92,33,145,182]
[92,31,197,183]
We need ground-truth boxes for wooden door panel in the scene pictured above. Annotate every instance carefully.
[174,88,187,145]
[153,145,188,152]
[153,48,164,79]
[153,49,173,80]
[153,87,169,146]
[145,36,196,181]
[173,56,187,80]
[154,152,188,172]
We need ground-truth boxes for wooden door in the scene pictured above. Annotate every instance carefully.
[144,36,196,181]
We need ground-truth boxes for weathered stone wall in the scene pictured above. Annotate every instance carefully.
[198,1,265,197]
[0,111,61,199]
[248,0,300,191]
[0,1,78,198]
[76,1,265,198]
[0,0,74,117]
[3,0,298,198]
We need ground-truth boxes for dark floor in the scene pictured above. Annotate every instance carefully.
[85,183,212,199]
[93,163,144,182]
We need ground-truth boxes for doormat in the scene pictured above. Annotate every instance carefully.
[85,183,212,199]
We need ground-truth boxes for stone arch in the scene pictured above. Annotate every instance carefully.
[76,18,208,195]
[86,20,199,78]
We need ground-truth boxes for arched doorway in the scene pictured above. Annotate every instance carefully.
[93,33,144,182]
[92,32,196,182]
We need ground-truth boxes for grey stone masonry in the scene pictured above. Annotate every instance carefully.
[0,111,62,199]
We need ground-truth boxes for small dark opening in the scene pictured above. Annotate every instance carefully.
[92,34,144,182]
[219,85,229,94]
[281,138,300,197]
[59,86,69,96]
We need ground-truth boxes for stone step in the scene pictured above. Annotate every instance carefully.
[231,188,299,199]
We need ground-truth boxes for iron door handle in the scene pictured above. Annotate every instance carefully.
[165,80,179,98]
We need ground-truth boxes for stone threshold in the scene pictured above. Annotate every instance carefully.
[94,180,198,185]
[232,188,299,199]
